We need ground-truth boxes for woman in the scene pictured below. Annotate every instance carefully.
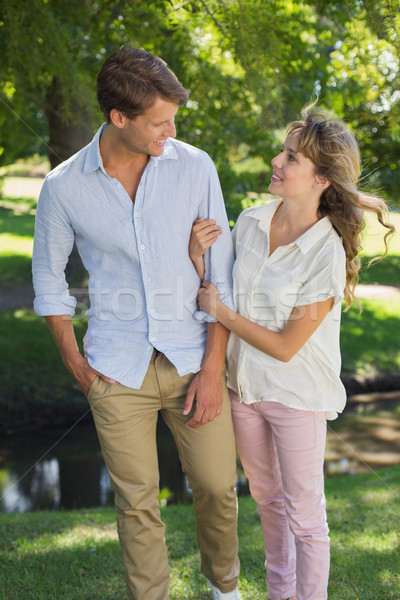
[189,106,394,600]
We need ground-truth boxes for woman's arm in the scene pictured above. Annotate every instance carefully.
[198,281,334,362]
[189,218,222,280]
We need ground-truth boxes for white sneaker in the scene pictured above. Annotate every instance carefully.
[206,578,242,599]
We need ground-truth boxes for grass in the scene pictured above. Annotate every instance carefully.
[340,297,400,377]
[0,196,37,283]
[0,465,399,599]
[0,309,88,431]
[0,181,399,429]
[0,177,399,598]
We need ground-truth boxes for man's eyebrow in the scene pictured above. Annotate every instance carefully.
[284,146,298,154]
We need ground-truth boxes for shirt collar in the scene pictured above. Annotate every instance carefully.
[253,198,334,255]
[294,215,334,254]
[82,124,106,174]
[82,124,178,174]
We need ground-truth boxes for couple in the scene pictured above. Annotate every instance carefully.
[33,47,393,600]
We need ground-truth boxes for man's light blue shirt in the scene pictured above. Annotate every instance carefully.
[33,125,234,388]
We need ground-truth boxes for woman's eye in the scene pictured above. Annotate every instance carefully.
[288,154,295,161]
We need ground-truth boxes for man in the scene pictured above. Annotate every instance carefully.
[32,46,240,600]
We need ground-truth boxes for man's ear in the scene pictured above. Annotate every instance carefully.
[109,109,126,129]
[313,174,331,191]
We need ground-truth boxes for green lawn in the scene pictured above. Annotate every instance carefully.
[0,196,37,283]
[0,465,399,599]
[0,180,399,600]
[0,308,88,430]
[340,297,400,376]
[0,183,399,429]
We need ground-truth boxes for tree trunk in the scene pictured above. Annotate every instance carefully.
[44,77,93,283]
[44,77,94,169]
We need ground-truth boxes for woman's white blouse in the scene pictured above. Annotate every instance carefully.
[226,199,347,420]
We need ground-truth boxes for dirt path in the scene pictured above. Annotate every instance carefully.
[1,282,399,310]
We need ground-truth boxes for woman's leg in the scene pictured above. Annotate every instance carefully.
[230,392,296,600]
[263,402,329,600]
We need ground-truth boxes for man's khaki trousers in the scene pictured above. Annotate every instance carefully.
[88,350,240,600]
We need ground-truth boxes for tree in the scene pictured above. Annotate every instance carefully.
[314,0,400,202]
[0,0,399,209]
[0,1,334,169]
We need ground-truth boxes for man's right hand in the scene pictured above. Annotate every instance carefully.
[70,355,115,398]
[44,315,115,399]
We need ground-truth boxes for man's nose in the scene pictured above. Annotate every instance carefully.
[166,120,176,139]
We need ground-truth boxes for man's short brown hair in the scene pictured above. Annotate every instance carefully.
[97,46,189,121]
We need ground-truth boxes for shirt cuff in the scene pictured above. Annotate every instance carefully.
[33,293,77,317]
[193,309,217,323]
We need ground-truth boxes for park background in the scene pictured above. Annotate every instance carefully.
[0,1,399,598]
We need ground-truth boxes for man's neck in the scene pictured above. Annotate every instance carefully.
[99,124,149,174]
[99,124,150,201]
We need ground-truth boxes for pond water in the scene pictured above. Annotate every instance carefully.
[1,403,399,514]
[0,417,193,513]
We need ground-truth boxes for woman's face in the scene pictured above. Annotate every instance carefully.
[269,130,319,202]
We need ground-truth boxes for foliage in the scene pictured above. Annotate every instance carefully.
[320,2,400,202]
[0,1,399,201]
[0,466,399,598]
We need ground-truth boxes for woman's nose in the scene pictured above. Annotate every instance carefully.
[271,153,281,168]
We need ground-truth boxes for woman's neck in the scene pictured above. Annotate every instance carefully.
[273,197,320,236]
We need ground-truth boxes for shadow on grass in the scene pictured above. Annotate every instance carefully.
[0,309,88,432]
[340,299,400,376]
[0,506,213,599]
[0,255,33,284]
[326,466,400,599]
[0,203,36,238]
[1,470,399,599]
[359,254,400,285]
[239,468,400,599]
[0,509,125,600]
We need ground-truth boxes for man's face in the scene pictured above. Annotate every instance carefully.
[118,97,179,157]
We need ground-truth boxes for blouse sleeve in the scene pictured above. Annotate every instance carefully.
[295,241,346,308]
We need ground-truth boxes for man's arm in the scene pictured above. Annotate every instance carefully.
[45,315,114,397]
[183,321,229,428]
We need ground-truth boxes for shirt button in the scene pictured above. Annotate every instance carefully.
[150,336,155,341]
[141,245,145,250]
[149,308,155,314]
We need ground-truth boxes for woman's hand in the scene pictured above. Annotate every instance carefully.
[189,218,222,261]
[198,280,221,318]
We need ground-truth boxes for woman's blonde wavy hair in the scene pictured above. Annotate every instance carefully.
[287,105,395,310]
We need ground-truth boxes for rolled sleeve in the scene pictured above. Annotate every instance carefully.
[32,177,77,316]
